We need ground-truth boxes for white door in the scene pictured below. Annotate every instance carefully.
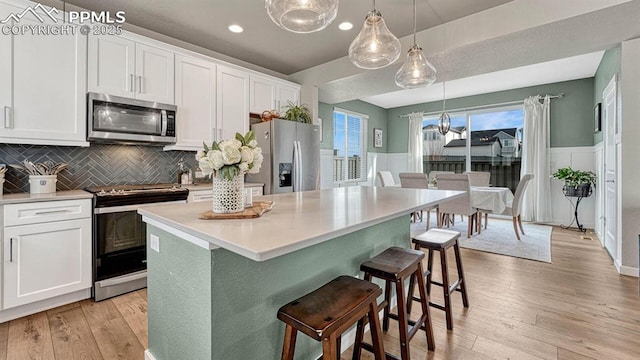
[0,2,87,145]
[135,44,174,104]
[277,84,300,114]
[88,35,136,96]
[217,66,249,140]
[603,76,618,260]
[3,219,92,309]
[249,76,276,113]
[169,54,216,150]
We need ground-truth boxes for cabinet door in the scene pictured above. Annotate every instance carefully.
[3,219,92,309]
[277,84,301,114]
[249,76,276,114]
[168,54,216,150]
[217,66,249,140]
[88,35,136,97]
[0,3,88,146]
[135,43,174,104]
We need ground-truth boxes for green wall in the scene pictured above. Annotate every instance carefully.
[386,78,596,153]
[318,100,388,153]
[593,45,621,144]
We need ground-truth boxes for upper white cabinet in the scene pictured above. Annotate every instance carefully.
[89,35,174,104]
[165,54,216,151]
[217,66,249,140]
[249,76,300,115]
[0,2,88,147]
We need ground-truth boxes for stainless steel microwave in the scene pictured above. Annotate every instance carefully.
[87,92,177,144]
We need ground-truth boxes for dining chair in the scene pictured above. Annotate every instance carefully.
[377,171,396,187]
[427,171,454,185]
[464,171,491,228]
[435,173,479,238]
[502,174,534,240]
[399,172,439,230]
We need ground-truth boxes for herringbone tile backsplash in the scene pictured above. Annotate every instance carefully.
[0,144,196,194]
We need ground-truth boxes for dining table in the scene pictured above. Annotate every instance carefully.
[470,186,514,214]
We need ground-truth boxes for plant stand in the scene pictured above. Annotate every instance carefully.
[560,184,592,233]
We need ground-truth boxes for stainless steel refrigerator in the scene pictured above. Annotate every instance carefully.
[246,119,320,194]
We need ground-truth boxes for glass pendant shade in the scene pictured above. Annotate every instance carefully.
[395,44,437,88]
[348,10,401,69]
[266,0,339,33]
[438,112,451,135]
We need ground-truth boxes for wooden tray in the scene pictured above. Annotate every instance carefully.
[198,201,274,220]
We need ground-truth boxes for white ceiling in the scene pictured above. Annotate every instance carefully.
[362,51,605,109]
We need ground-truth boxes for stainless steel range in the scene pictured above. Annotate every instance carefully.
[85,183,189,301]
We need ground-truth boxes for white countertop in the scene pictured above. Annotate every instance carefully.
[0,190,93,204]
[139,186,464,261]
[182,182,264,191]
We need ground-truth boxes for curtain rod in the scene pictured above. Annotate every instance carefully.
[400,93,564,118]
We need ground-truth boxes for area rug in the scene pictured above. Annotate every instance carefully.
[409,214,552,263]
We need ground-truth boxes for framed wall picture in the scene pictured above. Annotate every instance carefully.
[373,128,383,148]
[594,103,602,133]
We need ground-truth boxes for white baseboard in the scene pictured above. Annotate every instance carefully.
[144,349,156,360]
[0,289,91,323]
[616,260,639,277]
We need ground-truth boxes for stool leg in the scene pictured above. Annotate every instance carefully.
[368,300,386,360]
[453,242,470,308]
[406,269,416,314]
[440,249,453,330]
[415,263,435,351]
[281,324,297,360]
[394,277,410,360]
[382,279,392,332]
[322,333,339,360]
[336,336,342,359]
[351,319,364,360]
[426,249,434,297]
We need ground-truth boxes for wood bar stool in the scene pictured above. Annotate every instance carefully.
[354,247,435,360]
[277,275,386,360]
[410,229,469,330]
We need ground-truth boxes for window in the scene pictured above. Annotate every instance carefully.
[420,106,524,192]
[333,109,367,184]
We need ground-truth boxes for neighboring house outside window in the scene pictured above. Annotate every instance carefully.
[333,109,367,184]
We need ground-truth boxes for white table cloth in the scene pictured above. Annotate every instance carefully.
[471,186,514,214]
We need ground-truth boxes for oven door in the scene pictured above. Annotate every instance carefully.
[94,206,147,281]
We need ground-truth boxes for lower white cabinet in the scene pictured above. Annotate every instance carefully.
[187,185,263,203]
[2,200,92,310]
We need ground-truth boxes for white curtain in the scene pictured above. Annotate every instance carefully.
[408,112,424,173]
[521,95,552,222]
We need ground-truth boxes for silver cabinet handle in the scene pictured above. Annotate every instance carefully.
[137,76,142,93]
[3,106,12,128]
[130,74,135,92]
[606,180,615,183]
[9,237,14,262]
[34,209,69,215]
[218,129,223,141]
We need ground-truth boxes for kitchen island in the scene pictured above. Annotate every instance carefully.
[139,186,463,360]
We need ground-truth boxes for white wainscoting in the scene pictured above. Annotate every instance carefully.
[549,146,597,229]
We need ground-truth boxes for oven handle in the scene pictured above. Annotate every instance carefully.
[97,270,147,288]
[94,200,186,214]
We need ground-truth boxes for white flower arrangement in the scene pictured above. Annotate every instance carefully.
[195,131,263,180]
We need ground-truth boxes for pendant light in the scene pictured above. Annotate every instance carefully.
[348,0,401,70]
[438,81,451,135]
[394,0,436,88]
[266,0,339,33]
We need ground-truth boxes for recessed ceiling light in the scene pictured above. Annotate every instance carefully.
[338,22,353,31]
[228,24,243,33]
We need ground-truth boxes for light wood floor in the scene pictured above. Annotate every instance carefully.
[0,227,638,360]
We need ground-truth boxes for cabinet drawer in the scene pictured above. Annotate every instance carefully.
[189,191,213,203]
[4,199,91,226]
[250,187,263,196]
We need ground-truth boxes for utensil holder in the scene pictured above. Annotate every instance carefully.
[29,175,57,194]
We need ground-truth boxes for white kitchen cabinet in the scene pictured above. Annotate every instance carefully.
[89,34,174,104]
[165,54,216,150]
[0,2,88,147]
[249,76,300,115]
[217,65,249,140]
[2,199,92,310]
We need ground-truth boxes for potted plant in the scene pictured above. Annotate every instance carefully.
[282,102,312,124]
[552,166,596,197]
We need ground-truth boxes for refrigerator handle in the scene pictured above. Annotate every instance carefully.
[297,141,303,190]
[292,141,298,192]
